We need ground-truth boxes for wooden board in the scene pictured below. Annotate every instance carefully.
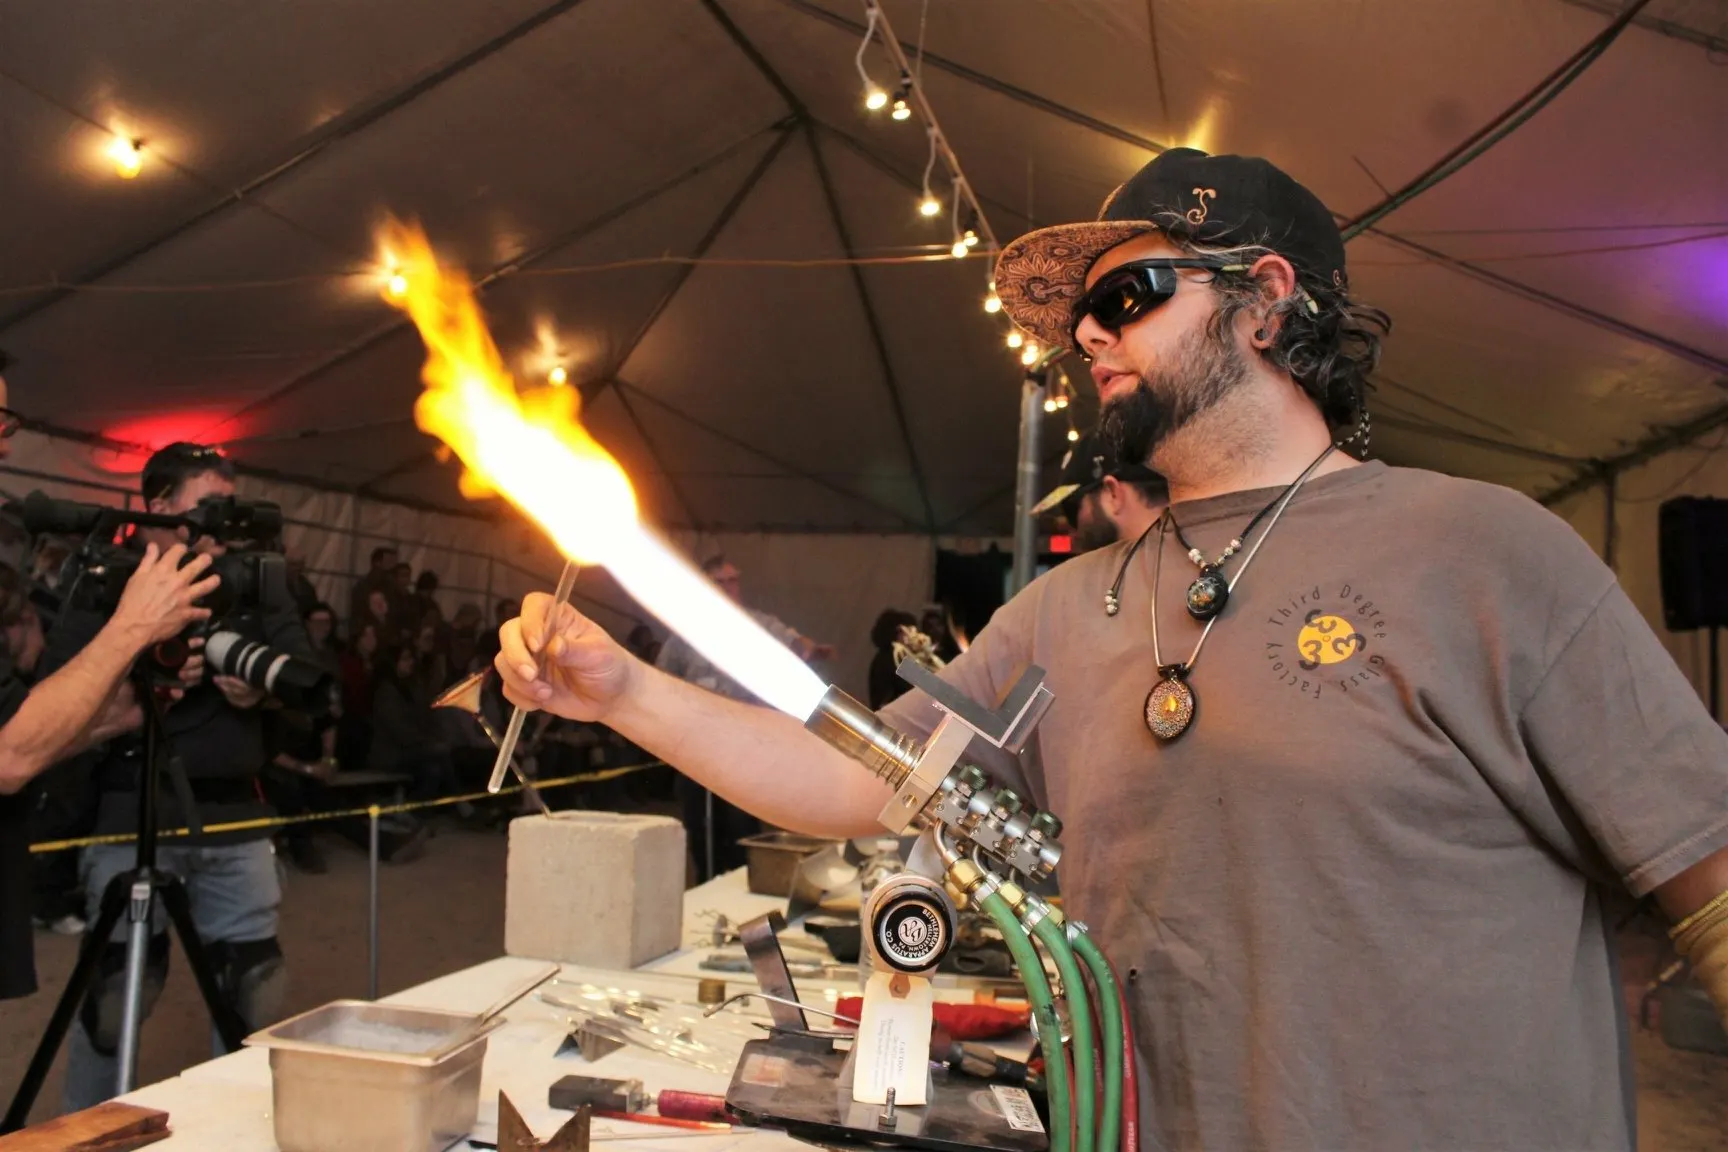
[0,1102,169,1152]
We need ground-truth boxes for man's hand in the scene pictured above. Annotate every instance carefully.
[495,594,639,722]
[213,675,266,710]
[111,543,219,649]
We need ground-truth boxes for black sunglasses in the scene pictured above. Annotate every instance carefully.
[1070,258,1246,345]
[0,408,20,439]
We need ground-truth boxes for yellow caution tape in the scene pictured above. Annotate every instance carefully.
[28,760,664,854]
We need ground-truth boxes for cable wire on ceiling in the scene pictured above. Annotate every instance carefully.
[1340,0,1655,241]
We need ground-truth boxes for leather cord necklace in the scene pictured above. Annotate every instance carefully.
[1144,444,1334,739]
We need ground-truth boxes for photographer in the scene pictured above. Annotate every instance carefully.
[38,442,318,1111]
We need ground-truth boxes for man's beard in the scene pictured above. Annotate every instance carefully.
[1099,319,1248,473]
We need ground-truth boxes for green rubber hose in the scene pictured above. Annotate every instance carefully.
[977,889,1071,1152]
[1029,913,1096,1152]
[1070,928,1124,1152]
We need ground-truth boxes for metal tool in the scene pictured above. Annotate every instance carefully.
[500,1092,590,1152]
[489,560,580,793]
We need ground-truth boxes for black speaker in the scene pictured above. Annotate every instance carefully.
[1658,497,1728,631]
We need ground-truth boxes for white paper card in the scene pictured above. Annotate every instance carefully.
[851,971,934,1105]
[991,1085,1046,1133]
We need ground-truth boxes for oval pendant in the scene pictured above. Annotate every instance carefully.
[1186,569,1229,620]
[1144,676,1195,739]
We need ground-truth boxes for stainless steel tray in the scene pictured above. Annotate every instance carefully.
[246,1000,502,1152]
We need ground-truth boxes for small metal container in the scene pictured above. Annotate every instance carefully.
[246,1000,501,1152]
[738,831,836,897]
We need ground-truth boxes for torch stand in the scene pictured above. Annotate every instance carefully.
[3,674,247,1132]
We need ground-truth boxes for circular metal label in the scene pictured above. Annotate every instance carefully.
[876,899,946,970]
[1145,677,1195,739]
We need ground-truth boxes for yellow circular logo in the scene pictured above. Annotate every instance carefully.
[1296,613,1365,668]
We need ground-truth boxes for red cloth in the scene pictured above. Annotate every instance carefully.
[834,997,1030,1041]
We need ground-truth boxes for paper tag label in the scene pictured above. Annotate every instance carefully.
[851,971,933,1105]
[990,1085,1046,1133]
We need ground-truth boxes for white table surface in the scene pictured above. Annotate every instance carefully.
[113,870,856,1149]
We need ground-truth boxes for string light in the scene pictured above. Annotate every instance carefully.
[983,292,1002,314]
[107,136,143,179]
[547,365,568,387]
[1021,342,1041,367]
[1006,331,1025,349]
[919,194,941,217]
[1043,396,1058,413]
[1054,394,1069,410]
[854,5,887,113]
[891,95,912,121]
[1068,428,1081,442]
[950,238,968,259]
[961,229,979,249]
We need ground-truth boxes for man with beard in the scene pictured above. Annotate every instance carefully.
[1032,433,1166,553]
[495,149,1728,1150]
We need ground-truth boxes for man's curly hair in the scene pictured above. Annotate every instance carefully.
[1174,237,1390,433]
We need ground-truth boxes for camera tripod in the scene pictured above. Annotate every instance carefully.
[2,673,247,1131]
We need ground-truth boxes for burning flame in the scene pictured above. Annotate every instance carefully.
[380,218,826,720]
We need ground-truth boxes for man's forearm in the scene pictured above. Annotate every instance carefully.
[609,663,889,840]
[0,621,143,793]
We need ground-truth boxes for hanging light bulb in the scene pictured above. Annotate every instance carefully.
[918,193,941,217]
[1055,394,1069,410]
[547,365,569,387]
[1067,427,1081,442]
[1043,396,1058,414]
[864,86,888,111]
[1006,330,1025,349]
[983,292,1002,314]
[107,136,144,179]
[950,238,969,259]
[891,97,912,121]
[962,229,979,249]
[1021,342,1041,367]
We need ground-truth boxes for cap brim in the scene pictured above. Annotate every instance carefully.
[1031,482,1083,517]
[994,220,1156,353]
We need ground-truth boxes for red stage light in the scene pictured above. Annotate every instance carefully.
[1048,535,1073,554]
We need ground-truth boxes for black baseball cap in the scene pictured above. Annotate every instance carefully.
[1031,434,1164,517]
[994,148,1345,353]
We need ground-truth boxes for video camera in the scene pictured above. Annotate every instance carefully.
[20,491,328,699]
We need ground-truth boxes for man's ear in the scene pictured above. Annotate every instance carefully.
[1248,253,1299,348]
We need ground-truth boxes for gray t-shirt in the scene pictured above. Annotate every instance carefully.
[882,461,1728,1151]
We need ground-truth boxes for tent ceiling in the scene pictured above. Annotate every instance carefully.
[0,0,1723,533]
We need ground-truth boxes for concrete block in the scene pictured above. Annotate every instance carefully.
[505,813,686,969]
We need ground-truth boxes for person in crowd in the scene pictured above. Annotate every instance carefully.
[391,562,413,603]
[357,586,403,649]
[867,610,918,709]
[265,603,343,874]
[369,644,464,813]
[347,546,397,633]
[447,602,484,679]
[655,555,834,882]
[476,597,519,666]
[303,601,340,660]
[413,615,449,694]
[413,569,440,623]
[284,554,319,618]
[336,621,379,772]
[1033,432,1168,553]
[918,604,962,664]
[497,148,1728,1151]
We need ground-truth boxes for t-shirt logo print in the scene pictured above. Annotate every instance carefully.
[1295,611,1365,669]
[1263,583,1391,700]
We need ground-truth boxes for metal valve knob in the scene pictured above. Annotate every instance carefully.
[1030,811,1064,840]
[993,788,1022,817]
